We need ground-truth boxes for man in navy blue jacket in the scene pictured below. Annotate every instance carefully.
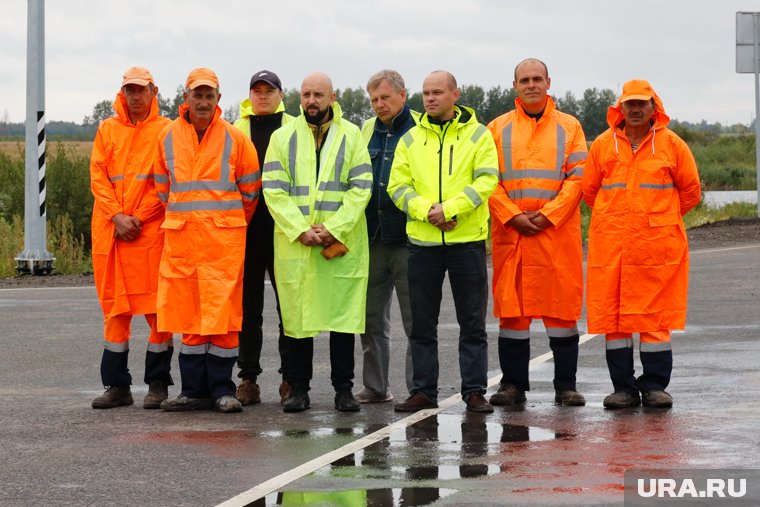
[357,70,418,403]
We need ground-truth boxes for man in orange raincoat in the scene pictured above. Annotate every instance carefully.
[90,67,173,410]
[487,59,587,407]
[583,79,701,409]
[154,68,260,413]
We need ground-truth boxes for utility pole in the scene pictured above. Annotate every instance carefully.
[16,0,54,274]
[736,11,760,217]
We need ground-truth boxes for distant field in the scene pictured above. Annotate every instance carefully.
[0,141,93,158]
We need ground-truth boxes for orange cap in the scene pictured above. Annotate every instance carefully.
[619,79,655,103]
[121,66,155,87]
[185,67,219,90]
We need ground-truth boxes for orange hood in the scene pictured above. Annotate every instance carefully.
[113,91,160,126]
[606,85,670,131]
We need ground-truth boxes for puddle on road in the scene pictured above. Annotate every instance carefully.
[254,413,574,506]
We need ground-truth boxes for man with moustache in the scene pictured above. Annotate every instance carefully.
[155,68,260,413]
[233,70,294,405]
[263,72,372,413]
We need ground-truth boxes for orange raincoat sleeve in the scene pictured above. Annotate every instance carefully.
[90,127,124,221]
[231,132,260,223]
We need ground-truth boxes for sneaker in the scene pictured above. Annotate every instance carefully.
[603,391,641,409]
[334,390,360,412]
[394,392,438,412]
[160,394,214,412]
[465,392,494,413]
[554,389,586,406]
[489,383,526,406]
[235,378,261,405]
[283,389,310,413]
[92,386,133,409]
[143,381,168,410]
[216,395,243,413]
[355,387,394,404]
[642,389,673,408]
[279,380,291,405]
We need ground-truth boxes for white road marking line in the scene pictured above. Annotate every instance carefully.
[691,244,760,255]
[216,333,600,507]
[0,285,94,292]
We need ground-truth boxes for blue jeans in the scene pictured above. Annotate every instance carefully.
[407,241,489,401]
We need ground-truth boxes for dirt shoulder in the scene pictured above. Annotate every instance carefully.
[2,217,759,289]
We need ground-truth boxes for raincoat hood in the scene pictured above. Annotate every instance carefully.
[238,97,286,119]
[113,92,160,126]
[606,84,669,131]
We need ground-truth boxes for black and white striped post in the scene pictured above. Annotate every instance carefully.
[16,0,54,275]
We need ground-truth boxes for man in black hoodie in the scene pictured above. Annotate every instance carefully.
[233,70,294,405]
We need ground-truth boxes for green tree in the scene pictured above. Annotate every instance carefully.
[481,85,517,124]
[283,88,301,117]
[336,87,371,126]
[83,100,115,126]
[579,88,616,139]
[457,84,486,116]
[158,85,185,119]
[555,90,581,119]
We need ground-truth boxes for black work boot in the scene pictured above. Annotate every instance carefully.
[92,386,134,409]
[550,335,585,406]
[497,337,531,392]
[283,386,311,412]
[334,389,360,412]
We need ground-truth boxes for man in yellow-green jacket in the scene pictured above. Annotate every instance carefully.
[388,70,499,414]
[263,72,372,413]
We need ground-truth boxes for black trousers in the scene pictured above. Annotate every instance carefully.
[285,332,355,391]
[238,206,289,381]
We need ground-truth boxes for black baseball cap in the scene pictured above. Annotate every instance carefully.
[249,70,282,91]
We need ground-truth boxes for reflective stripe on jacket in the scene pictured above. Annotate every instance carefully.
[154,104,260,335]
[263,102,372,338]
[387,106,498,246]
[90,93,170,318]
[582,90,701,333]
[488,97,586,320]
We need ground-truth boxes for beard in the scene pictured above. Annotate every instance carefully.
[304,106,329,125]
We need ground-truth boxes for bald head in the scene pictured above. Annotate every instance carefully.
[422,70,460,121]
[301,72,336,125]
[513,58,548,81]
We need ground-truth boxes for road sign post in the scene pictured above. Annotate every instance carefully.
[736,11,760,217]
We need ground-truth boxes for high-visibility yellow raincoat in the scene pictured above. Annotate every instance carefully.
[154,104,260,335]
[91,93,170,318]
[488,97,587,320]
[263,102,372,338]
[233,99,294,135]
[387,106,498,245]
[583,90,701,332]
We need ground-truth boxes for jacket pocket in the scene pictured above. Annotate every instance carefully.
[212,215,248,228]
[648,212,680,228]
[161,217,187,230]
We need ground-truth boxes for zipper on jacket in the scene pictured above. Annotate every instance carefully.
[448,145,453,176]
[437,123,451,245]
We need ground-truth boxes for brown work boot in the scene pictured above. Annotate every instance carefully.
[235,378,261,405]
[92,386,134,409]
[489,383,526,406]
[143,381,168,410]
[394,392,438,412]
[465,392,494,413]
[642,390,673,408]
[554,389,586,406]
[603,391,641,409]
[279,380,291,405]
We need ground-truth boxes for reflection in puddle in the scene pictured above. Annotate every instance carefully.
[255,414,575,505]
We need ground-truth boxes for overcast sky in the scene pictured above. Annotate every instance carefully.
[2,0,759,126]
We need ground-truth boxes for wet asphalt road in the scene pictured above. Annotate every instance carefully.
[0,243,758,507]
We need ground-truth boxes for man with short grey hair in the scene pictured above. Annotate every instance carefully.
[356,70,418,403]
